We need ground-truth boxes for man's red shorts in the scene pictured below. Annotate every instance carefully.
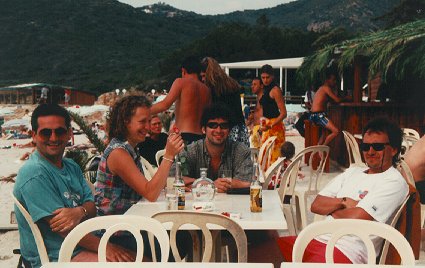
[277,236,352,263]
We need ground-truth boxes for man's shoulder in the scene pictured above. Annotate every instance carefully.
[228,140,250,154]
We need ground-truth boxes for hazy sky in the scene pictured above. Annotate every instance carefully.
[118,0,294,15]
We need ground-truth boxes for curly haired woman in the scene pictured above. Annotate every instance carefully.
[95,94,184,216]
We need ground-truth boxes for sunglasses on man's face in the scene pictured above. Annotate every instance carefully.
[206,122,230,130]
[38,127,68,139]
[359,142,390,152]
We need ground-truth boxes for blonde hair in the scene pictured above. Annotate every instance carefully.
[202,57,240,96]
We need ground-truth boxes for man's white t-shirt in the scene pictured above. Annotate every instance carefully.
[315,166,408,264]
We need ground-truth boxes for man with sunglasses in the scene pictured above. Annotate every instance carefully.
[171,103,252,192]
[278,117,408,264]
[14,104,135,267]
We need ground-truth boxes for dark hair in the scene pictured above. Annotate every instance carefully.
[107,94,151,140]
[362,117,402,166]
[31,104,71,132]
[280,141,295,160]
[201,103,232,128]
[325,68,337,80]
[181,56,201,74]
[260,64,274,76]
[252,77,263,84]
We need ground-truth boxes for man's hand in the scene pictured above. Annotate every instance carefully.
[342,197,358,209]
[214,178,232,193]
[106,243,136,262]
[49,207,84,233]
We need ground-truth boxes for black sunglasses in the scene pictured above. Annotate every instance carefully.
[359,142,390,152]
[206,122,230,130]
[38,127,68,138]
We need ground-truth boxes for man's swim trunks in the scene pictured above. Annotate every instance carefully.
[309,112,329,127]
[181,132,204,145]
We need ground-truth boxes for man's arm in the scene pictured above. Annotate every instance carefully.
[311,195,345,215]
[151,79,182,114]
[49,201,96,233]
[325,86,351,103]
[47,222,135,262]
[312,195,373,220]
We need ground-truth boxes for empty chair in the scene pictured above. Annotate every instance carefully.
[400,135,418,159]
[258,136,276,173]
[262,157,286,190]
[292,219,415,265]
[155,149,166,167]
[11,193,50,266]
[58,215,170,262]
[151,211,247,262]
[342,130,367,168]
[293,145,330,230]
[140,156,157,180]
[277,153,304,235]
[403,128,420,139]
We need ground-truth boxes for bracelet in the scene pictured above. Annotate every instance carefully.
[162,156,174,163]
[80,206,88,218]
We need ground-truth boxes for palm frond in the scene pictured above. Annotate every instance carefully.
[69,111,106,153]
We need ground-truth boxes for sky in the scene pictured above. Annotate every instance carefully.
[117,0,294,15]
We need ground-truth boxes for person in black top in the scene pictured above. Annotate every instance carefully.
[137,115,168,166]
[259,64,287,166]
[201,57,249,146]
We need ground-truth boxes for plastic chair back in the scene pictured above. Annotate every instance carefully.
[11,193,50,265]
[293,219,415,265]
[403,128,420,139]
[258,136,276,172]
[151,211,247,262]
[58,215,170,262]
[342,130,366,167]
[155,149,165,167]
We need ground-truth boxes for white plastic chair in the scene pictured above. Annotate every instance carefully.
[400,135,418,160]
[262,157,286,189]
[403,128,420,139]
[292,219,415,265]
[58,215,170,262]
[342,130,367,168]
[11,193,50,266]
[277,153,305,235]
[258,136,276,173]
[140,156,157,181]
[379,195,410,264]
[155,149,166,167]
[293,145,330,230]
[151,211,247,262]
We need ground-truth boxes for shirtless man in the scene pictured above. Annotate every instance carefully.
[151,57,211,144]
[310,71,350,146]
[248,77,263,147]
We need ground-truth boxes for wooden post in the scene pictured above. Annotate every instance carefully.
[353,58,362,103]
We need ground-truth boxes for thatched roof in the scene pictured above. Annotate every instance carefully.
[298,19,425,85]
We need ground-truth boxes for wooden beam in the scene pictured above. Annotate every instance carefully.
[353,58,362,103]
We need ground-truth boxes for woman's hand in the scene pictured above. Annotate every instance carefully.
[164,132,184,158]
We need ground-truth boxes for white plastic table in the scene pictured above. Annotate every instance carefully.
[124,190,287,231]
[42,262,273,268]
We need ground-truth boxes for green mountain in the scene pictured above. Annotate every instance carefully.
[0,0,400,93]
[0,0,213,92]
[215,0,400,32]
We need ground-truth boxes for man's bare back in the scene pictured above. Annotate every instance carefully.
[151,76,211,135]
[174,77,210,134]
[311,85,340,112]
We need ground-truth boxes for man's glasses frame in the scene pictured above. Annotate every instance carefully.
[38,127,68,139]
[359,142,390,152]
[206,122,230,130]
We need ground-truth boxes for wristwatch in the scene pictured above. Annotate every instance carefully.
[80,206,88,218]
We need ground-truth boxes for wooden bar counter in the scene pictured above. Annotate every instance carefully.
[311,102,424,167]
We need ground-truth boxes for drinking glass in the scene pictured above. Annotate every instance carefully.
[220,169,232,188]
[165,187,178,210]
